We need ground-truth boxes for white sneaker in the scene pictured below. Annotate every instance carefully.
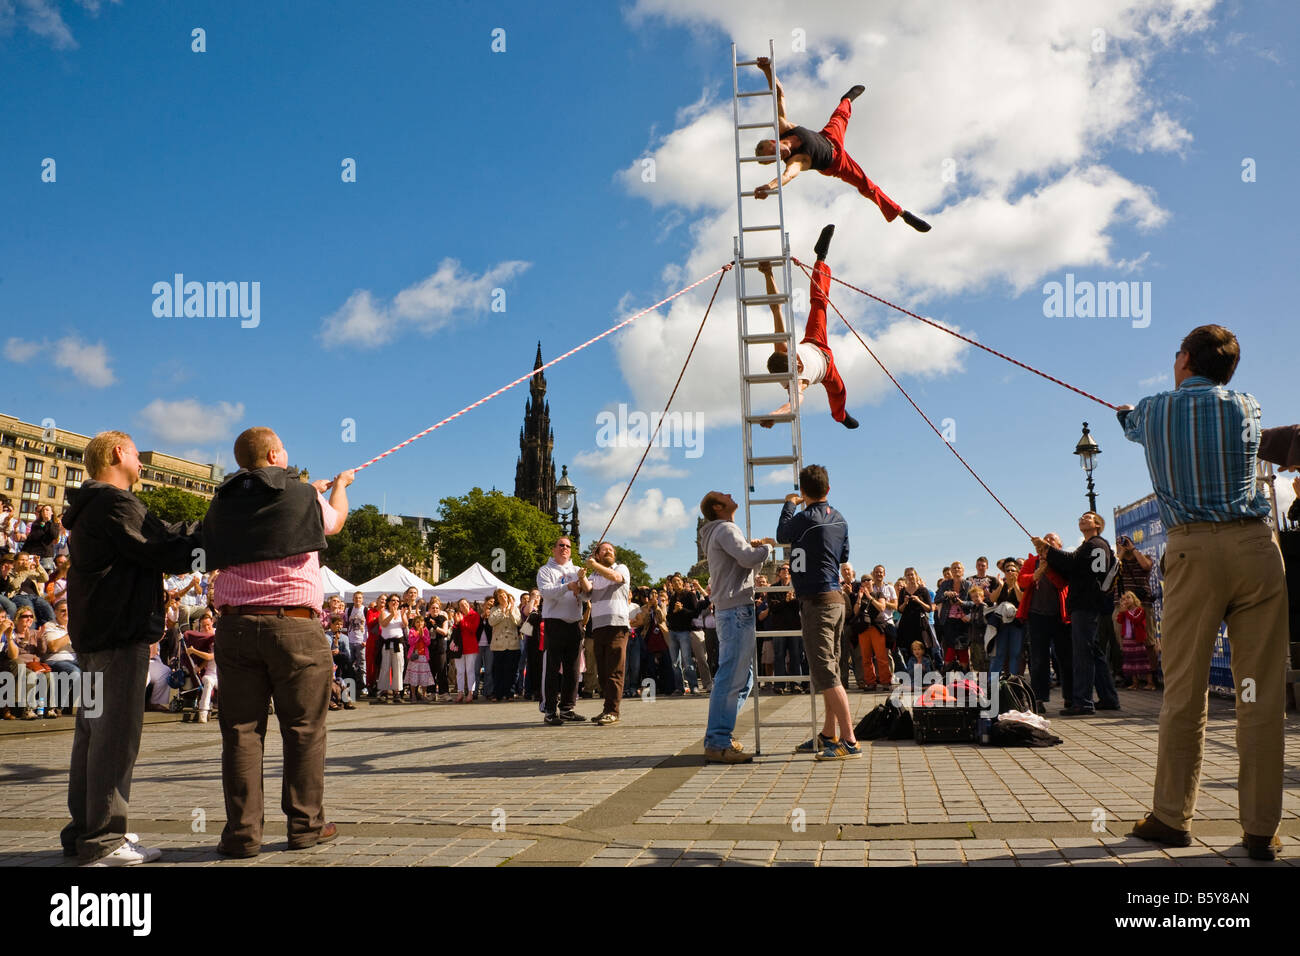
[86,835,162,866]
[197,711,209,723]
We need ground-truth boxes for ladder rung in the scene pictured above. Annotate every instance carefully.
[748,497,794,505]
[755,630,803,639]
[735,59,762,67]
[736,90,774,98]
[737,121,777,130]
[741,224,781,231]
[742,332,792,344]
[754,585,793,593]
[748,455,798,466]
[739,256,786,267]
[744,373,797,384]
[744,413,796,424]
[739,293,788,306]
[739,155,778,163]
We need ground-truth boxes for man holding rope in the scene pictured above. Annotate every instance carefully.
[759,225,859,430]
[1117,325,1287,861]
[751,57,930,233]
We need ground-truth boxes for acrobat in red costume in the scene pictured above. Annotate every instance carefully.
[752,57,931,234]
[760,225,859,431]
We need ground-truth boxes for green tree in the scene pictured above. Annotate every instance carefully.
[428,488,563,591]
[322,504,432,583]
[136,486,210,524]
[612,545,651,588]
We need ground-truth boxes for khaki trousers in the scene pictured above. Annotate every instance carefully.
[1153,519,1288,837]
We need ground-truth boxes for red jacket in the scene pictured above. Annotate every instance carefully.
[1017,553,1069,624]
[1118,606,1148,644]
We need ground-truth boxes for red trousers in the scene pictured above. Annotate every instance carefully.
[943,646,970,669]
[819,99,902,222]
[802,259,848,422]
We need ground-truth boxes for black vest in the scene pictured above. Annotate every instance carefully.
[787,125,834,171]
[201,466,327,569]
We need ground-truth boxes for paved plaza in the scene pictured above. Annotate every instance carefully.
[1,688,1297,867]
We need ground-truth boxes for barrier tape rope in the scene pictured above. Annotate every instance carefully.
[790,256,1118,412]
[795,260,1033,540]
[596,265,732,545]
[348,264,733,474]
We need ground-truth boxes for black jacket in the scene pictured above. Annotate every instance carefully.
[19,518,58,558]
[62,480,201,653]
[1045,535,1114,613]
[200,466,326,569]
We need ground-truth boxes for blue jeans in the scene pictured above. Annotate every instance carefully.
[990,620,1024,679]
[771,635,805,686]
[11,594,55,626]
[479,645,494,697]
[624,631,643,697]
[668,630,698,692]
[705,603,756,751]
[1070,608,1118,710]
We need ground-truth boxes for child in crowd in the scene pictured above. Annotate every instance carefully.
[406,613,435,702]
[328,618,356,710]
[898,639,935,678]
[1117,590,1156,689]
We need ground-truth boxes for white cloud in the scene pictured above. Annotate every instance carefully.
[6,335,117,386]
[319,258,530,349]
[1138,371,1170,387]
[137,399,245,446]
[2,0,116,49]
[582,484,691,549]
[572,443,689,480]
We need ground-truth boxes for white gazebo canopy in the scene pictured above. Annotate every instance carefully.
[427,562,525,603]
[353,564,438,600]
[319,565,357,599]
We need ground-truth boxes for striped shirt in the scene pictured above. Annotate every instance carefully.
[212,495,344,614]
[1119,375,1271,529]
[588,563,631,628]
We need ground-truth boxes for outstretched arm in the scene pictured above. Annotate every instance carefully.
[754,57,792,132]
[755,155,810,199]
[760,380,810,428]
[756,262,787,351]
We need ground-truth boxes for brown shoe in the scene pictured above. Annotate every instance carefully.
[289,821,338,851]
[704,746,754,764]
[1242,833,1282,861]
[216,841,260,859]
[1129,813,1191,847]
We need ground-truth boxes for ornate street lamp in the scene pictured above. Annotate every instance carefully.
[555,465,580,551]
[1074,422,1101,514]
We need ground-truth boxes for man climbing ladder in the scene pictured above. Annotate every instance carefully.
[760,224,859,431]
[751,57,931,233]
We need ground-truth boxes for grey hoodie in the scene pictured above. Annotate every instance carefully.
[700,519,771,611]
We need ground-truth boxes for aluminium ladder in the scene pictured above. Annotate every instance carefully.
[730,40,818,755]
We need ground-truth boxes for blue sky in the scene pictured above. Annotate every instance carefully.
[2,0,1296,582]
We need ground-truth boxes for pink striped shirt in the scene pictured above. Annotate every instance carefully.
[212,494,344,614]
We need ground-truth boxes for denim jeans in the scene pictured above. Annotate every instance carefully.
[771,635,805,687]
[990,620,1024,679]
[624,632,643,697]
[11,594,55,626]
[705,603,756,751]
[1028,612,1071,706]
[479,645,494,698]
[1070,608,1118,710]
[668,630,698,692]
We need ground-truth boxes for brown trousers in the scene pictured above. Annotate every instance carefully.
[593,625,629,715]
[1153,519,1289,837]
[215,613,332,852]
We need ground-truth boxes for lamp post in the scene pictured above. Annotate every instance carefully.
[1074,422,1101,514]
[555,465,580,551]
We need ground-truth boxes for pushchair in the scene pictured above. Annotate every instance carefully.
[168,630,216,722]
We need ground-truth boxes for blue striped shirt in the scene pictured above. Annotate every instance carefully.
[1118,375,1270,529]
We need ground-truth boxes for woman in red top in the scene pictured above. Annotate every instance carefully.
[451,599,480,703]
[364,595,385,697]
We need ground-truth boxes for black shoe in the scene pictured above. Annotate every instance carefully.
[842,84,865,103]
[841,413,859,429]
[902,210,931,233]
[1095,702,1121,711]
[1059,705,1094,717]
[558,710,585,722]
[543,714,564,727]
[813,223,835,261]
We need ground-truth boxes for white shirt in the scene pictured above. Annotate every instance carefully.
[537,559,584,623]
[796,342,827,386]
[588,563,631,628]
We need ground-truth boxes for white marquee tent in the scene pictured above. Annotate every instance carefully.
[319,565,357,599]
[352,564,438,599]
[426,562,525,603]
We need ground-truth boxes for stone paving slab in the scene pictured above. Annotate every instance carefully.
[1,687,1297,867]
